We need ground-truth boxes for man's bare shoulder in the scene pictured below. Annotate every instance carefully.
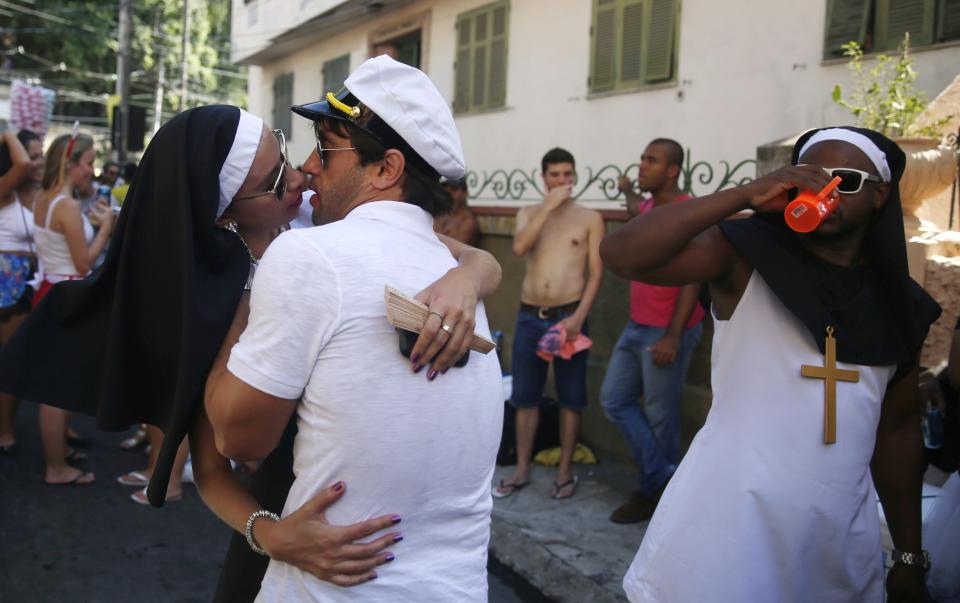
[567,203,603,223]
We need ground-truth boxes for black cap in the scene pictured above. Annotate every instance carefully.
[441,177,468,190]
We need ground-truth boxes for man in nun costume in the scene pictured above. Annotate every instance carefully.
[601,126,940,602]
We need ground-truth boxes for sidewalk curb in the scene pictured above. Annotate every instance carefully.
[489,515,625,603]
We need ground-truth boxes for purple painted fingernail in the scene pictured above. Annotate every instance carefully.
[332,481,344,492]
[427,369,437,381]
[411,353,420,364]
[369,572,378,581]
[413,364,422,374]
[393,534,404,542]
[391,515,402,524]
[384,553,395,562]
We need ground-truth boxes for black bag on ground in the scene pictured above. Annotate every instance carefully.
[497,396,561,466]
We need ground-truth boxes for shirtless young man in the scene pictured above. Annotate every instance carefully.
[494,147,604,500]
[434,178,479,246]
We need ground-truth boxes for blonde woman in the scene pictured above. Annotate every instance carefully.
[32,133,114,485]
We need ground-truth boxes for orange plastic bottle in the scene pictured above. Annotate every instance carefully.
[784,176,843,233]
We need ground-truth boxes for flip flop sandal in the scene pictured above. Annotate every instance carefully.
[131,487,182,505]
[119,429,148,450]
[65,448,87,462]
[44,470,95,486]
[65,431,90,448]
[551,475,579,500]
[492,479,530,499]
[117,471,151,487]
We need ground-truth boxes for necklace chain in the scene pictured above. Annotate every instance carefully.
[224,221,258,266]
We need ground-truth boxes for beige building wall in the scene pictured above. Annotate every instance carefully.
[236,0,960,207]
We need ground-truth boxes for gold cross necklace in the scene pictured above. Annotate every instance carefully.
[800,326,860,444]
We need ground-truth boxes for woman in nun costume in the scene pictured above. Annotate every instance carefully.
[0,104,502,594]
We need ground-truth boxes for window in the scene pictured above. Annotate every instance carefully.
[589,0,679,94]
[322,55,350,94]
[824,0,960,58]
[454,1,509,114]
[272,73,294,140]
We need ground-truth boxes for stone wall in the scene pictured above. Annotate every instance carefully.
[476,212,713,463]
[922,255,960,368]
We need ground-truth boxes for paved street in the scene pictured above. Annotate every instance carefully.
[0,403,551,603]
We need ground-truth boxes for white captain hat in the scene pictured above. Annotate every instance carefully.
[291,54,465,180]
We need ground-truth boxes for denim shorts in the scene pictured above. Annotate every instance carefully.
[510,308,589,411]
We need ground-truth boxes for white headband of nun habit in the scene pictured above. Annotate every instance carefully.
[797,128,892,183]
[217,109,264,219]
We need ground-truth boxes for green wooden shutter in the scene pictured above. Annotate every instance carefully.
[938,0,960,41]
[590,0,618,92]
[454,15,472,112]
[644,0,675,82]
[472,11,489,108]
[823,0,871,57]
[488,3,509,108]
[322,55,349,94]
[876,0,936,49]
[454,2,509,113]
[620,0,644,85]
[272,73,293,139]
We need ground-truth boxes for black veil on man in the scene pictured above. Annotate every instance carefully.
[0,105,250,506]
[719,126,940,375]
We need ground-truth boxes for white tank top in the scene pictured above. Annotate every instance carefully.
[34,195,94,278]
[0,194,35,253]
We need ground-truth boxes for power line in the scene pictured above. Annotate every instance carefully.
[0,0,109,36]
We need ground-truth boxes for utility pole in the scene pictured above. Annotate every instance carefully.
[179,0,190,111]
[115,0,133,161]
[153,10,166,134]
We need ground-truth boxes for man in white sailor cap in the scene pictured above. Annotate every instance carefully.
[205,55,504,602]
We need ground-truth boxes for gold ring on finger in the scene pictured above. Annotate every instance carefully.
[429,310,444,321]
[441,323,454,334]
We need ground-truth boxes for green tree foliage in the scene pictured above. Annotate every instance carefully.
[1,0,245,126]
[831,33,951,137]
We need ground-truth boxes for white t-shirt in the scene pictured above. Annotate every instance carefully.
[229,201,503,603]
[288,191,315,230]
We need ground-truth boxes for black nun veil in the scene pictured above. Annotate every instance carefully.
[0,105,250,505]
[718,126,941,374]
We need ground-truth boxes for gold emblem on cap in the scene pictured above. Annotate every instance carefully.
[326,92,361,119]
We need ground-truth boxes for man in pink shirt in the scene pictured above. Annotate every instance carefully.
[602,139,704,523]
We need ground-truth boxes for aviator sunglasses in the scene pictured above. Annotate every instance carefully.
[234,129,290,202]
[312,122,356,166]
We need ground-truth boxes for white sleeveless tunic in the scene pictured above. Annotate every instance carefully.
[623,271,895,603]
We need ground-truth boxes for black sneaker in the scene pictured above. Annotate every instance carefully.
[610,491,658,524]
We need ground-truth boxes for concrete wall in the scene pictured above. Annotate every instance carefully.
[239,0,960,207]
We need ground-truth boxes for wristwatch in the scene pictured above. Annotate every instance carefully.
[891,549,930,570]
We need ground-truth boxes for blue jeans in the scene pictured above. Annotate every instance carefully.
[511,309,589,411]
[600,320,702,496]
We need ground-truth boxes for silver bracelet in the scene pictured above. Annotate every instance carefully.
[245,509,280,556]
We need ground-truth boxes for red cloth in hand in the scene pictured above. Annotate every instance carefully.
[536,323,592,361]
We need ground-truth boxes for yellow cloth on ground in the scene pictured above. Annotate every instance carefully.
[533,443,597,466]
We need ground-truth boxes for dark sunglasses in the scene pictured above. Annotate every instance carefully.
[235,129,290,202]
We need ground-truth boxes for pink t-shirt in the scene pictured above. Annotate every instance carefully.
[629,195,706,329]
